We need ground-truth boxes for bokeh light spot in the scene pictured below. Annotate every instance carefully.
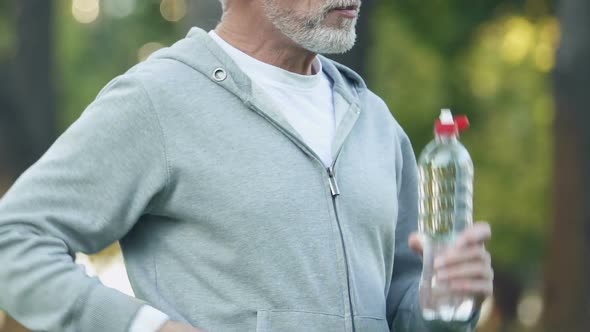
[72,0,100,24]
[501,17,535,64]
[138,42,165,62]
[160,0,187,22]
[539,17,560,48]
[517,292,544,328]
[534,42,555,72]
[534,18,560,72]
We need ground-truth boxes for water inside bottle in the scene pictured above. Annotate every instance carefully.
[418,138,475,322]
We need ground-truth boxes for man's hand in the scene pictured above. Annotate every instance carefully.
[158,321,207,332]
[408,221,494,309]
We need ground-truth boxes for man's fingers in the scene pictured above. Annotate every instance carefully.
[408,232,423,256]
[411,222,492,259]
[448,279,494,298]
[455,222,491,248]
[434,246,490,269]
[436,262,494,281]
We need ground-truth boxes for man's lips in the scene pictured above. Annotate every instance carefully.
[330,4,359,18]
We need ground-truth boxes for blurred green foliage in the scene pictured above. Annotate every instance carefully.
[2,0,554,283]
[55,0,186,127]
[0,1,15,62]
[370,0,555,279]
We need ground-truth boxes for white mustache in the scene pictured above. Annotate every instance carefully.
[326,0,361,10]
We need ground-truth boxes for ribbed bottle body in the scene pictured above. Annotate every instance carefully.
[418,136,475,322]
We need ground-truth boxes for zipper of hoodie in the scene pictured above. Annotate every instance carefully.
[327,162,356,332]
[247,103,356,331]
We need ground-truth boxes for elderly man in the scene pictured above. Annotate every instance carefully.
[0,0,493,331]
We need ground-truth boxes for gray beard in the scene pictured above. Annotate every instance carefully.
[262,0,358,54]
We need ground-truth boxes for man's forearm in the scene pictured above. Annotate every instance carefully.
[0,76,169,331]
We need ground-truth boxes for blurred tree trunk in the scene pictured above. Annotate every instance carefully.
[544,0,590,331]
[329,0,377,79]
[0,0,56,188]
[184,0,223,32]
[0,0,54,331]
[13,0,57,167]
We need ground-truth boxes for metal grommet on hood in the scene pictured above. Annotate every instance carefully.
[212,68,227,82]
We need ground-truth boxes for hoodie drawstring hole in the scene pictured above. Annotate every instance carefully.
[213,68,227,82]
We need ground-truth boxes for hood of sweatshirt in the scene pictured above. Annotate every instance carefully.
[149,27,370,166]
[154,27,366,110]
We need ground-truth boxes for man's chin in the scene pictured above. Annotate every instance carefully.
[304,41,356,55]
[315,44,356,55]
[306,29,357,54]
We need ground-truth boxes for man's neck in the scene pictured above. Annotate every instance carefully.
[214,6,318,76]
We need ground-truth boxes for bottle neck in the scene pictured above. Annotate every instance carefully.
[435,134,458,143]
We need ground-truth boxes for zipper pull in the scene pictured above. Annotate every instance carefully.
[328,167,340,196]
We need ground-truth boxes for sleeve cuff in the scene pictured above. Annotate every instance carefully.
[128,305,170,332]
[76,283,150,332]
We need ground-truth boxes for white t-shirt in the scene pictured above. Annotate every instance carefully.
[209,30,336,167]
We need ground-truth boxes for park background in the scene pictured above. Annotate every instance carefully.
[0,0,588,331]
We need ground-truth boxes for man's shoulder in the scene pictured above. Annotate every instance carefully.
[318,56,387,109]
[320,57,409,141]
[122,32,217,91]
[319,56,367,89]
[127,55,209,88]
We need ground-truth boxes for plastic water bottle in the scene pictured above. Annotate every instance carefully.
[417,109,475,322]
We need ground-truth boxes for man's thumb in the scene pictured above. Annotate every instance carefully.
[408,232,424,256]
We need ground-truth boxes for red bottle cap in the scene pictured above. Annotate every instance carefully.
[434,112,470,136]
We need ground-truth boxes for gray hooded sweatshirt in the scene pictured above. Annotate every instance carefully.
[0,28,477,332]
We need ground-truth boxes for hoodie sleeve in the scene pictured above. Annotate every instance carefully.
[386,127,479,331]
[0,75,169,332]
